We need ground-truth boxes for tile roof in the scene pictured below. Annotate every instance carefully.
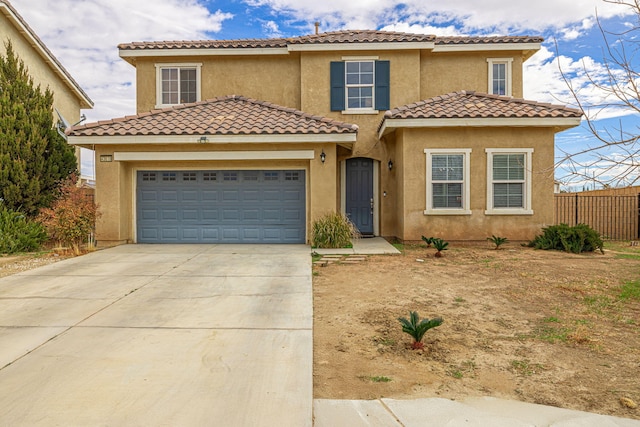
[118,30,539,51]
[68,96,359,137]
[383,91,582,121]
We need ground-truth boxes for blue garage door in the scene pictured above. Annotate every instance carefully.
[136,170,305,243]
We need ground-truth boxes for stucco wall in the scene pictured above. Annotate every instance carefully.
[134,55,302,113]
[397,126,556,241]
[92,142,336,245]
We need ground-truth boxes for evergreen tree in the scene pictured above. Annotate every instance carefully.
[0,40,77,217]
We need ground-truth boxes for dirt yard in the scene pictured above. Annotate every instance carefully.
[313,241,640,419]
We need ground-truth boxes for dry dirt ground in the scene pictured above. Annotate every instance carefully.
[313,241,640,420]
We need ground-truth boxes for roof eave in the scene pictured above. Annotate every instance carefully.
[379,116,582,137]
[67,133,357,146]
[433,42,541,59]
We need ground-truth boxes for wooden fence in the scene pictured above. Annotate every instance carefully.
[554,194,639,240]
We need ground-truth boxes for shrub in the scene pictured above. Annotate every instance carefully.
[311,211,360,248]
[37,177,99,255]
[487,235,509,249]
[529,224,604,254]
[0,203,46,254]
[432,238,449,257]
[421,235,435,247]
[398,311,443,350]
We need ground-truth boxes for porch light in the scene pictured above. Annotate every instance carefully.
[388,159,393,170]
[320,150,326,163]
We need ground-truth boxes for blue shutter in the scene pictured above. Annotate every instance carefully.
[330,61,345,111]
[375,60,390,111]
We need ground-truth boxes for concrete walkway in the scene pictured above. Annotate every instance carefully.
[0,244,312,426]
[313,237,401,255]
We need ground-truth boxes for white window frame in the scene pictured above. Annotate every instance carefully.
[344,59,376,113]
[155,63,202,108]
[487,58,513,97]
[485,148,533,215]
[424,148,471,215]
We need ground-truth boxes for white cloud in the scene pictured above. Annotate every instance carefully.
[10,0,233,122]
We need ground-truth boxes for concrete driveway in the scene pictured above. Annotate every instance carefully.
[0,244,312,426]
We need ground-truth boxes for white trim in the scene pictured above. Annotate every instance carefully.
[424,149,472,216]
[155,63,202,108]
[342,109,379,115]
[487,58,513,96]
[114,150,315,162]
[341,55,380,60]
[68,133,357,145]
[120,48,290,59]
[288,42,435,52]
[485,148,534,215]
[379,117,581,136]
[433,43,541,53]
[0,3,93,108]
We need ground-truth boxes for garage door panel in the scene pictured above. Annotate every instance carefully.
[137,170,305,243]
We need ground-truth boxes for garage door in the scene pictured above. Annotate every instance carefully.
[136,170,305,243]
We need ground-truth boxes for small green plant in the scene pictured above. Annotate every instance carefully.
[398,311,443,349]
[310,211,360,249]
[618,280,640,302]
[528,224,604,254]
[0,203,47,254]
[359,375,392,383]
[487,235,509,249]
[432,238,449,257]
[421,235,435,247]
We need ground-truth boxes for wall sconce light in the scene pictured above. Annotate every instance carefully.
[198,136,208,143]
[388,159,393,170]
[320,150,326,163]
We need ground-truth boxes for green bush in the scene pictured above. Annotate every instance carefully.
[529,224,604,254]
[0,203,46,254]
[311,211,360,248]
[398,311,443,350]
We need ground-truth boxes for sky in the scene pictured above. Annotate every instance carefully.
[7,0,640,188]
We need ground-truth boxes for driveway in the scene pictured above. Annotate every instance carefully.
[0,244,312,426]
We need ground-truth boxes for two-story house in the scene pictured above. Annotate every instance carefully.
[1,0,93,171]
[67,30,581,245]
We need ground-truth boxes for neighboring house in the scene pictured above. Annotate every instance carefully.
[0,0,93,171]
[67,30,581,245]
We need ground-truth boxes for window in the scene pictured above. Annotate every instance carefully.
[485,149,533,215]
[487,58,513,96]
[424,149,471,215]
[182,172,196,181]
[330,59,389,112]
[162,172,176,181]
[155,63,202,107]
[264,171,279,181]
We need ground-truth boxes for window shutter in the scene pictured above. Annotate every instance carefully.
[375,60,390,111]
[330,61,345,111]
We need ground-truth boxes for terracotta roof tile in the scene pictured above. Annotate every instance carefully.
[68,96,358,137]
[383,91,582,121]
[118,30,539,51]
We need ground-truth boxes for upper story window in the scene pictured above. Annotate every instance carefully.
[155,63,202,107]
[424,149,472,215]
[330,58,389,113]
[485,148,533,215]
[487,58,513,96]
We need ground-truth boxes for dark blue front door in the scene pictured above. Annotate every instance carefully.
[346,158,374,235]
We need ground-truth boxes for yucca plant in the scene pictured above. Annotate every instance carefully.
[432,238,449,257]
[421,235,435,247]
[487,235,509,250]
[398,311,443,350]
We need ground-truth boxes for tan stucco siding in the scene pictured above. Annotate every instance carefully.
[135,55,302,113]
[0,14,84,123]
[398,126,555,241]
[420,51,524,98]
[91,142,338,245]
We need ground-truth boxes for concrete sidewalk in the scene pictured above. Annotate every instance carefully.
[313,237,401,255]
[0,244,312,426]
[314,397,640,426]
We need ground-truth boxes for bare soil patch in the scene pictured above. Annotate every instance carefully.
[313,242,640,419]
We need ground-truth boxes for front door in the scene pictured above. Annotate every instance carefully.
[346,158,374,235]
